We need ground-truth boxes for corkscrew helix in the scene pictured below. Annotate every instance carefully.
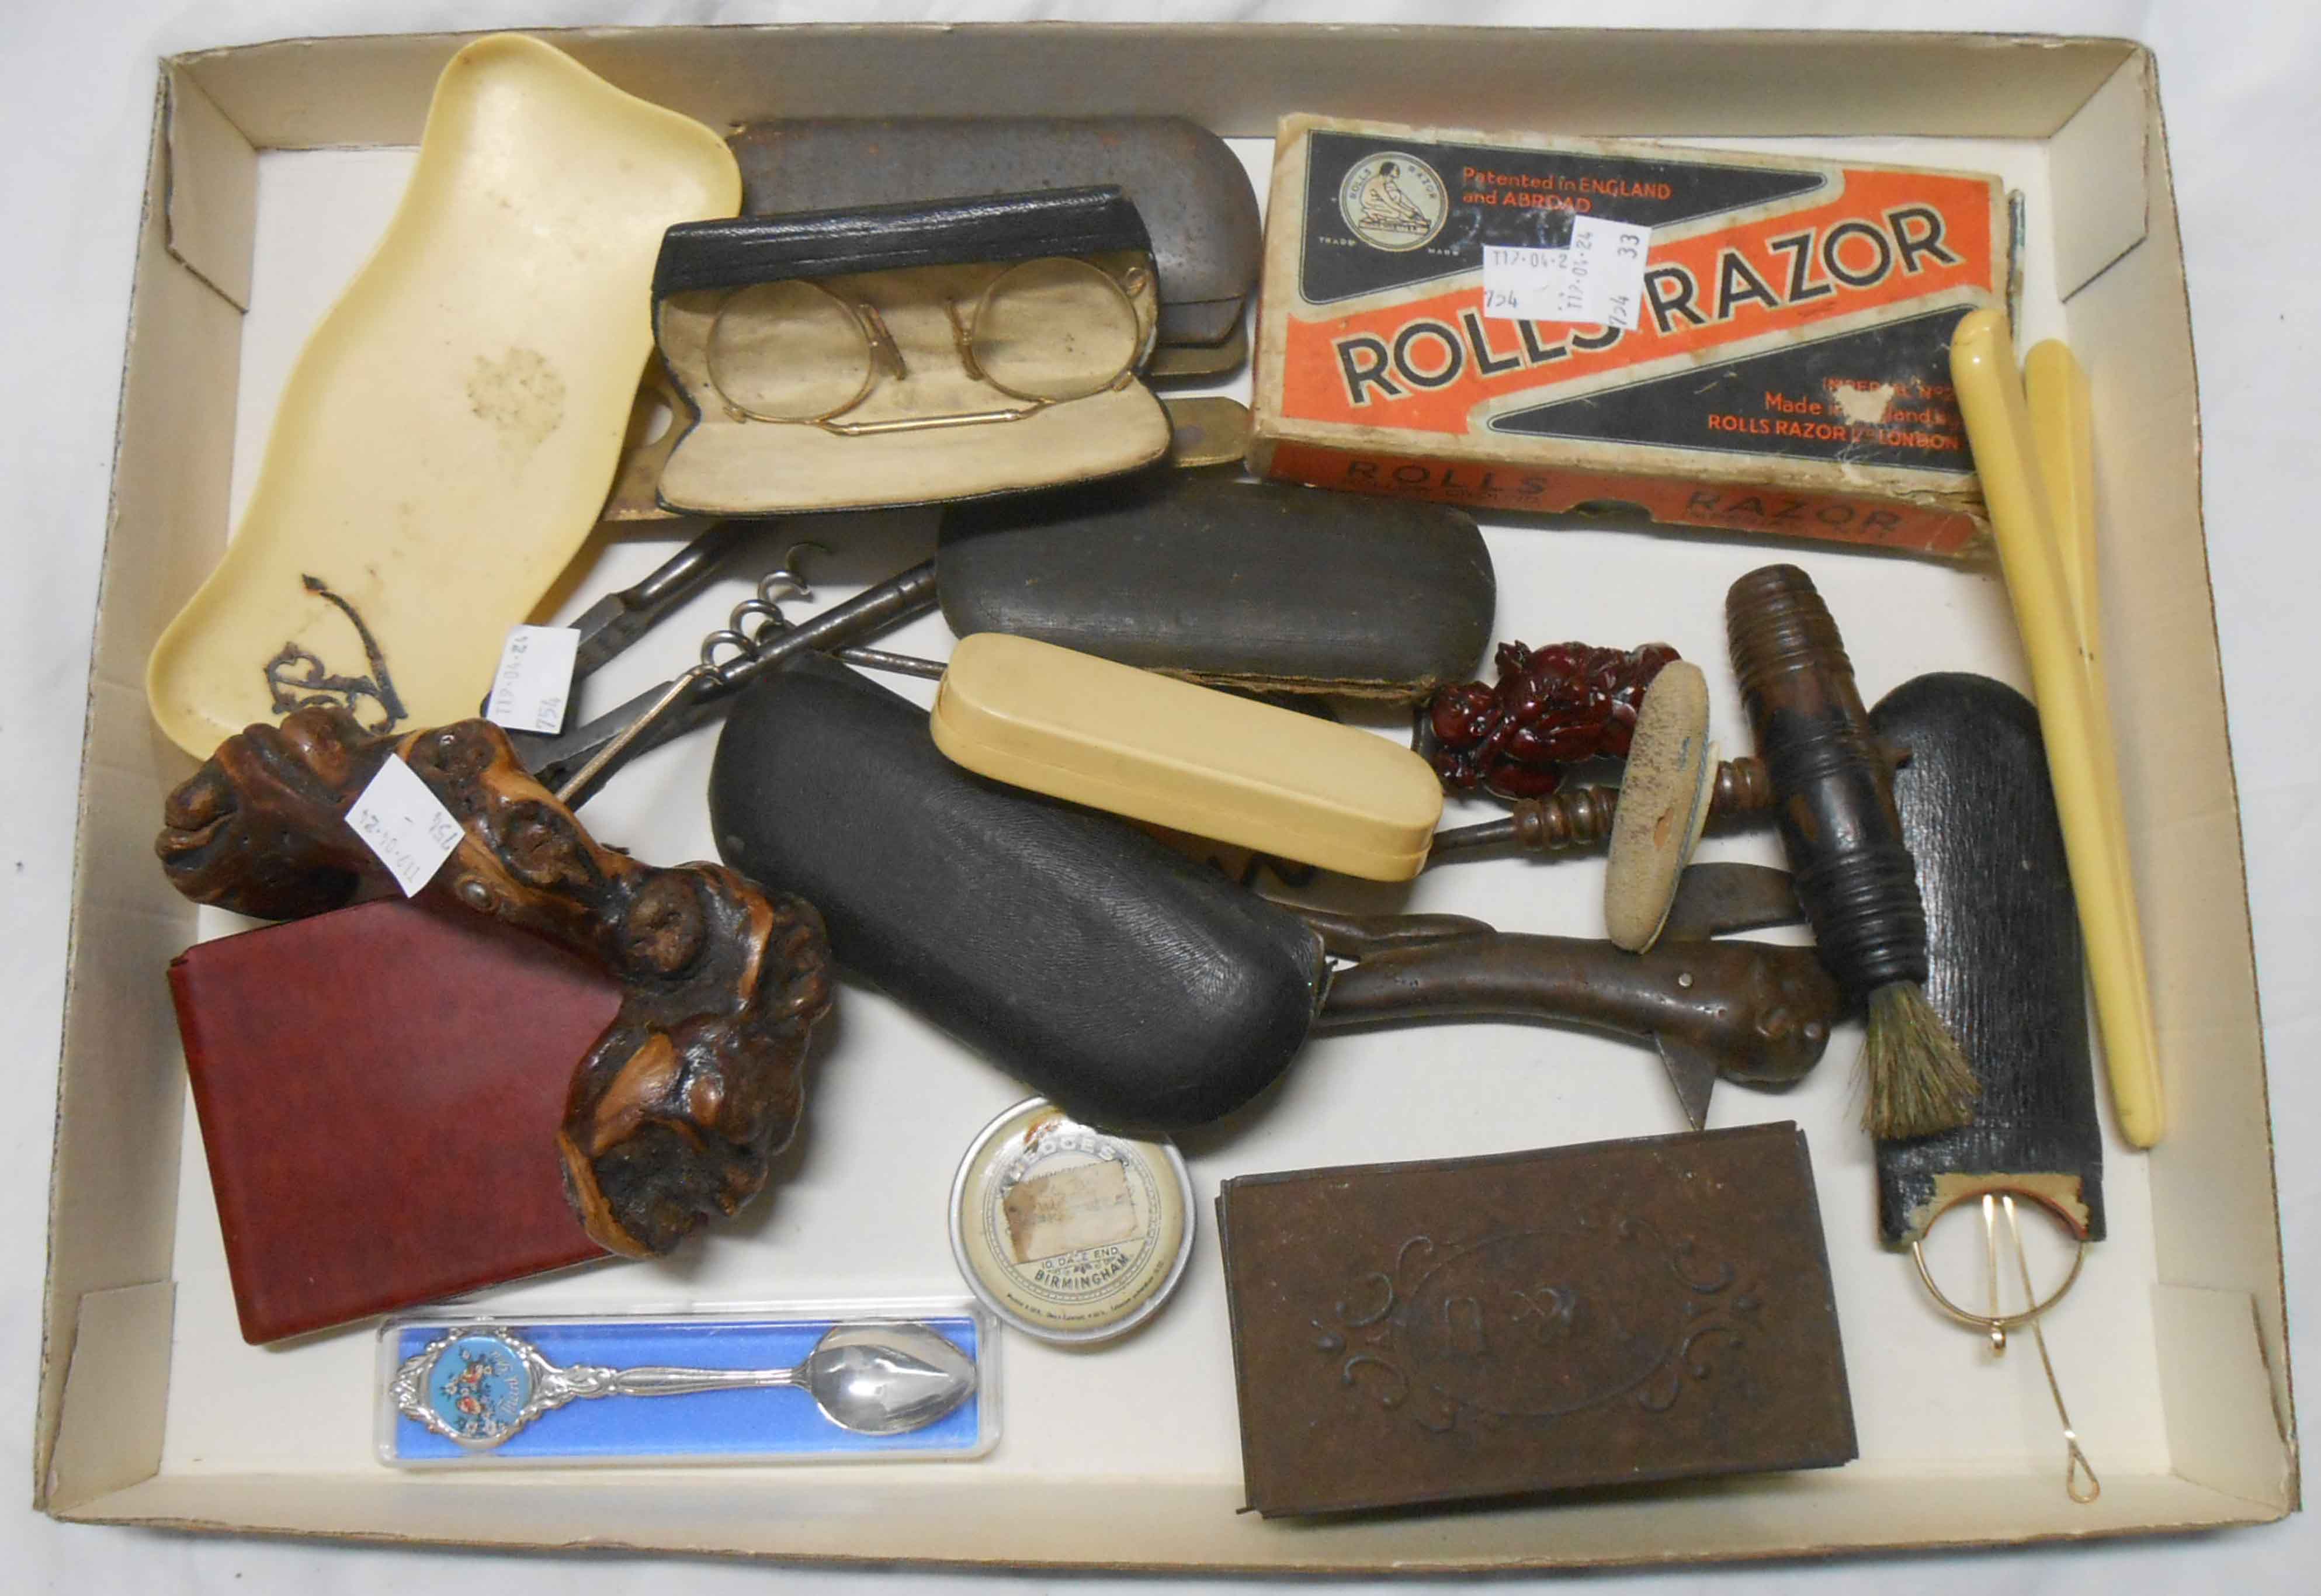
[694,547,945,690]
[696,553,819,686]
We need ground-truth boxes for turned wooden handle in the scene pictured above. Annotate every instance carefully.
[1727,564,1925,1006]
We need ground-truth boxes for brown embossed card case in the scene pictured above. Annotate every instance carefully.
[1215,1122,1855,1516]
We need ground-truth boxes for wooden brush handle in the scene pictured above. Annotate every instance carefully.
[1726,565,1926,1002]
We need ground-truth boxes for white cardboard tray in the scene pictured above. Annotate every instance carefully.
[39,25,2293,1572]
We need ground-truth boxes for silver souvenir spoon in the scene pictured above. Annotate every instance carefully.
[392,1320,977,1450]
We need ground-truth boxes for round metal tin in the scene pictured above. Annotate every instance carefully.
[948,1097,1195,1345]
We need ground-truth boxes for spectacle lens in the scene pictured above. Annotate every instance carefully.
[708,280,877,424]
[967,258,1143,405]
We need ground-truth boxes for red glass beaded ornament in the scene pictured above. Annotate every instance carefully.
[1417,640,1680,802]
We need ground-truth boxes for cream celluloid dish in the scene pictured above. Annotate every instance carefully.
[145,34,740,758]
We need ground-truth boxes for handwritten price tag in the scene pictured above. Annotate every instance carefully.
[1480,244,1569,321]
[1560,216,1651,331]
[1481,218,1652,331]
[345,754,463,897]
[485,624,581,734]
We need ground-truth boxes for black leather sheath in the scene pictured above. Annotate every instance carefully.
[654,186,1150,297]
[937,473,1496,698]
[709,655,1327,1130]
[1870,674,2104,1245]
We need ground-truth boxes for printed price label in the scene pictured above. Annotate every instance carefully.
[485,624,581,734]
[345,755,463,897]
[1482,218,1652,331]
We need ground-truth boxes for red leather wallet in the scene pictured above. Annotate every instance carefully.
[168,897,620,1343]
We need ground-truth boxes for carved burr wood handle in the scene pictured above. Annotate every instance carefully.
[155,705,834,1259]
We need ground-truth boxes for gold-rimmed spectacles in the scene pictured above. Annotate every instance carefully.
[705,257,1150,436]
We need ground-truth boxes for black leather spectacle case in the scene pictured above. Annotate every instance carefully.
[936,472,1496,700]
[711,652,1326,1131]
[1870,672,2105,1248]
[730,117,1260,351]
[654,186,1152,297]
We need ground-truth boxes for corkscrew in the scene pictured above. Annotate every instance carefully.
[696,551,943,691]
[1418,639,1775,867]
[532,550,941,807]
[1427,757,1774,862]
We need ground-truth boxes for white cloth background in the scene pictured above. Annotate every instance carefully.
[3,2,2312,1591]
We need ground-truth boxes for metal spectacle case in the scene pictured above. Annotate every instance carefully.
[705,257,1150,436]
[1909,1191,2099,1504]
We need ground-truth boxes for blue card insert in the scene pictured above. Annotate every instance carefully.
[377,1303,995,1468]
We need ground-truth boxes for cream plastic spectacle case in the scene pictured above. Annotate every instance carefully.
[929,633,1444,882]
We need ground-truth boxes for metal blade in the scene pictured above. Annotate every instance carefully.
[1660,861,1806,943]
[479,518,760,738]
[515,678,709,790]
[1654,1033,1720,1132]
[568,517,757,680]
